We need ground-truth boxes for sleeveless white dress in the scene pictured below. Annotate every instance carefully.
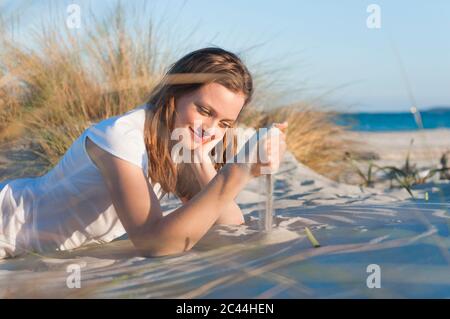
[0,103,164,259]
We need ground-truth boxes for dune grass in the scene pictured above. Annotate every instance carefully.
[239,103,354,180]
[0,5,352,182]
[344,139,450,198]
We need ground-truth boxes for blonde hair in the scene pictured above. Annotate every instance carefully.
[143,47,254,200]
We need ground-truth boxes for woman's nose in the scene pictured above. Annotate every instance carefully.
[203,126,216,137]
[201,118,219,136]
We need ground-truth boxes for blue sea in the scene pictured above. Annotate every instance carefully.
[336,108,450,131]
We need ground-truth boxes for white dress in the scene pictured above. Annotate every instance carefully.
[0,103,164,259]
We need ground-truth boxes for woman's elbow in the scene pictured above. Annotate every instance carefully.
[136,244,192,258]
[128,216,198,257]
[131,233,193,258]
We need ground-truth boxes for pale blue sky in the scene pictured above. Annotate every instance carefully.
[2,0,450,112]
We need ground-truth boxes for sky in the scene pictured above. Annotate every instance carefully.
[2,0,450,112]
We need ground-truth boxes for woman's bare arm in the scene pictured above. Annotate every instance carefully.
[187,160,244,225]
[85,122,287,257]
[86,137,251,257]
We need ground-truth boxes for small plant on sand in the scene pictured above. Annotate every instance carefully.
[439,151,450,180]
[380,139,450,198]
[346,139,450,199]
[344,152,378,188]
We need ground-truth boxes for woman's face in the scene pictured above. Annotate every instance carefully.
[173,82,246,150]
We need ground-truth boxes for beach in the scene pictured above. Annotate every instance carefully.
[1,128,450,298]
[340,128,450,185]
[345,128,450,165]
[1,0,449,301]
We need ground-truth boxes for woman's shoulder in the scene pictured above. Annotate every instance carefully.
[101,103,148,131]
[88,103,148,136]
[84,103,149,170]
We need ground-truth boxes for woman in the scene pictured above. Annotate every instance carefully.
[0,47,287,259]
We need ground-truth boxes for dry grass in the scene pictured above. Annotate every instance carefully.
[239,103,354,180]
[0,5,353,182]
[0,5,166,172]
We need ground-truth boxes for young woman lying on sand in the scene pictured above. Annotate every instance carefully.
[0,47,287,259]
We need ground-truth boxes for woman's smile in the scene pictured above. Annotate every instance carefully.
[189,126,212,144]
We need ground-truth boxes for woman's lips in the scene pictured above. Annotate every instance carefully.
[189,126,211,144]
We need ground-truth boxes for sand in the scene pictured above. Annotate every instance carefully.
[1,130,450,298]
[341,129,450,185]
[345,128,450,166]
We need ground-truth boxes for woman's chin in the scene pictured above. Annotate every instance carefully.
[191,142,202,150]
[180,139,198,150]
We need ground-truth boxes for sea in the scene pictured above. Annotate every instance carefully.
[335,107,450,131]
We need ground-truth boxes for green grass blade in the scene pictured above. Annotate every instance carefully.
[305,227,321,248]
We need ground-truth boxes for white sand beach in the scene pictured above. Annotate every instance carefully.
[340,129,450,186]
[1,0,450,300]
[345,128,450,166]
[1,130,450,298]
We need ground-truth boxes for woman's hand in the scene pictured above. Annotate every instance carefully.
[234,122,288,178]
[189,133,223,189]
[191,121,288,183]
[258,122,288,175]
[191,133,223,165]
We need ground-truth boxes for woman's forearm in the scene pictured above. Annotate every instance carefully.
[138,163,250,257]
[190,161,245,225]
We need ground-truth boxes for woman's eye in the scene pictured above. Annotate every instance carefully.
[197,105,211,116]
